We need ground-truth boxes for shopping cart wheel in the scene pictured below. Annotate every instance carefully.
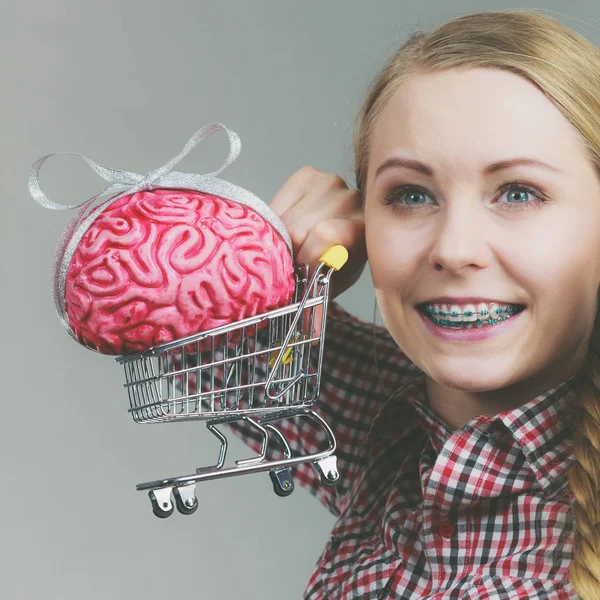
[269,468,295,497]
[173,485,198,515]
[149,488,174,519]
[315,456,340,488]
[320,470,340,487]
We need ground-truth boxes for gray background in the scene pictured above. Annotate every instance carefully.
[2,1,597,598]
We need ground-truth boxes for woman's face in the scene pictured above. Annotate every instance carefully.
[364,67,600,407]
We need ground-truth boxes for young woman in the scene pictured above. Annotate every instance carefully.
[227,9,600,599]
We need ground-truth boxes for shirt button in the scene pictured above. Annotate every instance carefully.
[438,520,455,538]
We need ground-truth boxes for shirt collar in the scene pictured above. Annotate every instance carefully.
[493,374,580,500]
[368,368,581,501]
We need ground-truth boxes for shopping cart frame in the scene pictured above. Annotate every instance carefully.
[116,245,349,518]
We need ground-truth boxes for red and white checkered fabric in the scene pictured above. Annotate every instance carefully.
[219,301,580,599]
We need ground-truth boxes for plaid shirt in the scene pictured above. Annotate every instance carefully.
[224,301,580,599]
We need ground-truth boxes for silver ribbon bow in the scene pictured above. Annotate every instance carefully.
[28,123,293,341]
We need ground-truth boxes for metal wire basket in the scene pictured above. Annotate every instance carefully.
[116,245,349,518]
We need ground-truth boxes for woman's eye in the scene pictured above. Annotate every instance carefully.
[381,186,432,209]
[381,182,549,212]
[494,184,548,210]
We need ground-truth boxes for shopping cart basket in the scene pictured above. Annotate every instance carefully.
[116,244,349,518]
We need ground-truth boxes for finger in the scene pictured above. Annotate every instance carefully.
[305,303,324,348]
[285,188,361,260]
[297,216,366,345]
[269,166,320,216]
[277,174,353,229]
[295,215,365,283]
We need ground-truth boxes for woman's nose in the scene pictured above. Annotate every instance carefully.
[427,205,491,274]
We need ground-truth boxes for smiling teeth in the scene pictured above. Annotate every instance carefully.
[423,302,522,327]
[448,304,478,323]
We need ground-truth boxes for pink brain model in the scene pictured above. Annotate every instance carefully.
[65,188,295,355]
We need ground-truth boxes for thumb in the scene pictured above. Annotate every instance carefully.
[296,217,367,346]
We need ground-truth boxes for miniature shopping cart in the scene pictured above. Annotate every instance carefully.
[116,244,349,518]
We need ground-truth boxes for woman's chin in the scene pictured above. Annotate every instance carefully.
[418,360,519,393]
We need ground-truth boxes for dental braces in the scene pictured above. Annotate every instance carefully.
[423,304,520,327]
[423,305,520,317]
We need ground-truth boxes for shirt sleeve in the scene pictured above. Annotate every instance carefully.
[191,300,417,517]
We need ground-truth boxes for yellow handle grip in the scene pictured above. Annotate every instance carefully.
[318,245,348,271]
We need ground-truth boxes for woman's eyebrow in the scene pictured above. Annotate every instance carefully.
[374,156,565,180]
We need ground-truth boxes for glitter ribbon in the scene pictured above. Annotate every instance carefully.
[27,123,294,340]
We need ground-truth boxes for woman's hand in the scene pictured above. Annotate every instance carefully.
[270,166,367,344]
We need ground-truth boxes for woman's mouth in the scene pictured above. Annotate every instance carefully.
[417,302,526,329]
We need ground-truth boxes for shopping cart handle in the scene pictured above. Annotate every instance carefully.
[319,245,348,271]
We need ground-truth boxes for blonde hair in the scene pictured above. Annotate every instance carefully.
[353,9,600,599]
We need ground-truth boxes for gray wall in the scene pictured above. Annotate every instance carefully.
[2,1,596,598]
